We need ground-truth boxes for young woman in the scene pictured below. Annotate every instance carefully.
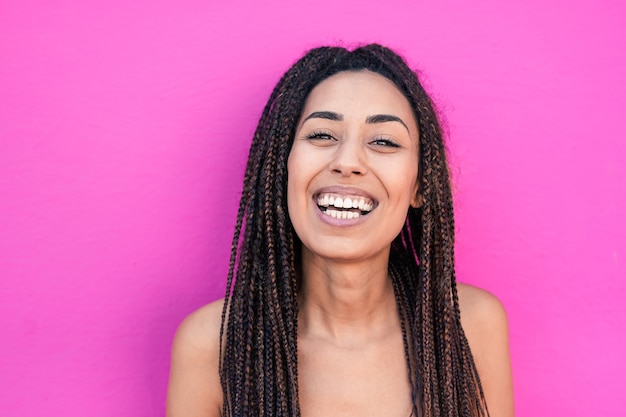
[167,44,514,417]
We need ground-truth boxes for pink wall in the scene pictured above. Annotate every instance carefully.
[1,1,625,415]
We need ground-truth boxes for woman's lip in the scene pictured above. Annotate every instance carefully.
[311,186,378,227]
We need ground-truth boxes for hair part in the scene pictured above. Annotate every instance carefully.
[220,44,488,417]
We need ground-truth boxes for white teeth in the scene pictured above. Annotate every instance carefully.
[317,193,375,212]
[324,209,360,219]
[358,199,373,211]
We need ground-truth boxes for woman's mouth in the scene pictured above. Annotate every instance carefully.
[315,193,375,219]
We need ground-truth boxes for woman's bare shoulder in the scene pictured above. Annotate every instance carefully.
[166,299,225,417]
[456,283,514,417]
[456,283,508,333]
[173,299,225,352]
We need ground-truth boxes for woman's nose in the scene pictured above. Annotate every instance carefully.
[329,138,367,177]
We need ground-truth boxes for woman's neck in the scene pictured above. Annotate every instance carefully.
[297,247,399,348]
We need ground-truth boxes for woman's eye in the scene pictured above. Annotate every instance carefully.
[370,138,400,148]
[306,131,335,141]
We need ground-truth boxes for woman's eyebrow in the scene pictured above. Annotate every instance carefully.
[302,111,343,124]
[301,111,409,133]
[366,114,409,133]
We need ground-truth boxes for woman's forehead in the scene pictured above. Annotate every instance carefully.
[300,70,418,137]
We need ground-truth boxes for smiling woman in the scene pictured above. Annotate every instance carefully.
[288,71,420,263]
[166,44,514,417]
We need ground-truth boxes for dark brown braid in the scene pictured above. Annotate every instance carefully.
[219,44,488,417]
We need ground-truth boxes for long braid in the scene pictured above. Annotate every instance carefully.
[220,47,350,417]
[364,42,488,416]
[220,44,488,417]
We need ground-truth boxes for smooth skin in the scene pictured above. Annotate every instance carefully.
[166,71,514,417]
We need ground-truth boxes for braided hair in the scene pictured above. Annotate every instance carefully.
[219,44,488,417]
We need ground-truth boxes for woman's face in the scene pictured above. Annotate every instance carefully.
[287,70,420,263]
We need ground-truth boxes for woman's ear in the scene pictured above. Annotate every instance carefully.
[410,193,423,208]
[410,178,423,208]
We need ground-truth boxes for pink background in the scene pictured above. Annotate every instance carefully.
[1,1,625,415]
